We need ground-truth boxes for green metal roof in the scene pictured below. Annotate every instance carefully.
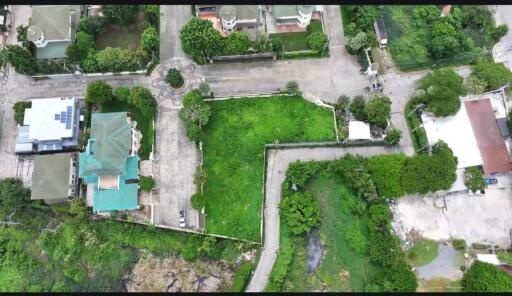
[31,153,73,201]
[219,5,260,22]
[80,112,132,177]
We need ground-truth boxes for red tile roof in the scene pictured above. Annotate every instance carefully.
[464,99,512,174]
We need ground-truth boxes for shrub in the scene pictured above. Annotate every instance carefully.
[348,31,368,52]
[190,193,206,210]
[452,239,466,250]
[280,191,320,235]
[223,31,253,55]
[461,261,512,292]
[345,226,367,254]
[464,166,486,193]
[69,198,88,220]
[13,101,31,125]
[285,81,300,95]
[197,82,210,97]
[271,38,284,52]
[232,262,254,292]
[376,260,418,292]
[349,96,366,121]
[471,61,512,91]
[384,129,402,145]
[497,251,512,265]
[367,153,406,199]
[307,32,328,51]
[492,24,508,42]
[128,86,157,118]
[165,68,184,88]
[285,161,320,188]
[95,47,141,73]
[77,16,107,36]
[114,86,130,102]
[85,80,113,105]
[0,178,30,219]
[465,75,487,94]
[2,45,36,75]
[140,176,155,192]
[364,95,391,128]
[179,90,211,128]
[139,26,159,53]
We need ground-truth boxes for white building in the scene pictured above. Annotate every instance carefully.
[348,121,372,141]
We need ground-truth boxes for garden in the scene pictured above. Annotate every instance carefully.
[200,95,337,242]
[342,5,507,71]
[269,20,329,59]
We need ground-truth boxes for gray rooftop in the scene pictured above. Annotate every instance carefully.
[219,5,260,21]
[31,153,73,201]
[28,5,80,42]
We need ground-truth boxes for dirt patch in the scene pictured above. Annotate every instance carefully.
[124,252,235,292]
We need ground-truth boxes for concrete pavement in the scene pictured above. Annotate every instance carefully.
[160,5,191,61]
[491,5,512,70]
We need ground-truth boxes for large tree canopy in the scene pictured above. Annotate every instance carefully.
[462,261,512,292]
[179,18,225,62]
[364,96,392,128]
[223,32,253,55]
[85,80,113,105]
[0,178,30,219]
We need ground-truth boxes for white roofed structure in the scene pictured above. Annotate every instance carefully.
[24,97,75,141]
[348,121,371,141]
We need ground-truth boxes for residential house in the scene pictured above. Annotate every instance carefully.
[271,5,315,28]
[15,97,81,154]
[27,5,81,59]
[31,153,77,203]
[218,5,262,32]
[79,112,142,213]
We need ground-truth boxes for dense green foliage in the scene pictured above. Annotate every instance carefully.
[165,68,184,88]
[139,26,159,53]
[128,86,157,118]
[143,5,160,30]
[69,198,88,220]
[307,32,328,51]
[384,129,402,145]
[180,18,224,63]
[85,81,114,105]
[349,96,367,121]
[404,97,429,152]
[364,96,391,128]
[497,252,512,265]
[402,141,458,194]
[285,160,323,189]
[461,261,512,292]
[367,154,406,199]
[463,166,486,193]
[114,86,130,102]
[223,32,253,55]
[345,226,368,254]
[202,96,335,241]
[12,101,31,125]
[2,45,36,75]
[102,5,139,26]
[452,239,466,250]
[415,68,466,117]
[231,262,254,292]
[179,90,211,143]
[65,32,96,64]
[285,81,300,95]
[140,176,155,192]
[77,16,107,36]
[280,192,320,235]
[190,193,206,210]
[0,179,30,219]
[470,61,512,91]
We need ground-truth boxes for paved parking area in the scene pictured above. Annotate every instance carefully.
[0,102,19,180]
[392,186,512,247]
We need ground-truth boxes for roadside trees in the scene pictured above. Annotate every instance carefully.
[307,32,328,51]
[384,129,402,145]
[180,90,212,142]
[180,18,225,63]
[364,96,391,128]
[223,32,253,55]
[139,26,159,53]
[128,86,157,118]
[85,80,113,105]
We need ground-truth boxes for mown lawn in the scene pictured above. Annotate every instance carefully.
[202,96,336,241]
[101,101,153,160]
[269,20,323,51]
[281,173,379,291]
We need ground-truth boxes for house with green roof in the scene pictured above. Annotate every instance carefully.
[27,5,81,59]
[31,153,77,203]
[79,112,143,213]
[272,5,316,28]
[218,5,262,33]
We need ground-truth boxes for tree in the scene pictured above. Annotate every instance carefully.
[429,21,468,59]
[69,198,88,220]
[95,47,140,72]
[193,167,207,186]
[368,154,406,199]
[461,261,512,292]
[498,251,512,265]
[345,226,367,254]
[102,5,139,26]
[0,178,30,219]
[128,86,157,118]
[184,120,204,142]
[65,32,95,64]
[349,95,366,121]
[307,32,328,51]
[190,193,206,210]
[223,31,252,55]
[143,5,160,29]
[12,101,31,125]
[285,161,320,188]
[180,18,225,62]
[197,82,210,97]
[165,68,184,88]
[140,176,155,192]
[285,81,300,95]
[384,129,402,145]
[492,24,509,41]
[417,68,466,117]
[464,166,486,193]
[77,16,107,36]
[2,45,37,75]
[114,86,130,102]
[465,75,487,94]
[179,90,212,128]
[349,31,368,52]
[280,191,320,235]
[377,260,418,292]
[139,26,159,53]
[271,38,284,52]
[337,95,351,112]
[83,49,99,73]
[85,80,113,105]
[471,61,512,91]
[364,96,391,128]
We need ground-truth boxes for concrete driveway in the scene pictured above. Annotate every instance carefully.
[160,5,191,61]
[391,186,512,247]
[491,5,512,70]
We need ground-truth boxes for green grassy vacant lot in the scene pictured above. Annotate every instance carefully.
[202,96,336,241]
[281,173,379,291]
[101,101,153,160]
[95,12,144,50]
[269,20,323,52]
[407,239,439,267]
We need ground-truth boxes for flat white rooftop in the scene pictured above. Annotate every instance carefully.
[348,120,371,140]
[24,97,75,141]
[422,104,483,169]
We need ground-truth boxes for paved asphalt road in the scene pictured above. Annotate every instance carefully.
[491,5,512,70]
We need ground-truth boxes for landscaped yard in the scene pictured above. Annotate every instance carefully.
[101,101,153,160]
[269,20,323,52]
[95,12,144,50]
[281,173,380,291]
[202,96,336,242]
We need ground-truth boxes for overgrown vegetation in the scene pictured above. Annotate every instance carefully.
[231,262,255,292]
[140,176,155,192]
[407,239,439,267]
[463,167,486,193]
[461,261,512,292]
[469,61,512,91]
[202,96,336,241]
[12,101,32,125]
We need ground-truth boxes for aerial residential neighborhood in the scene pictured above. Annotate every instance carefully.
[1,4,512,293]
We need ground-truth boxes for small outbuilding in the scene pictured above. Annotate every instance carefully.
[348,121,371,141]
